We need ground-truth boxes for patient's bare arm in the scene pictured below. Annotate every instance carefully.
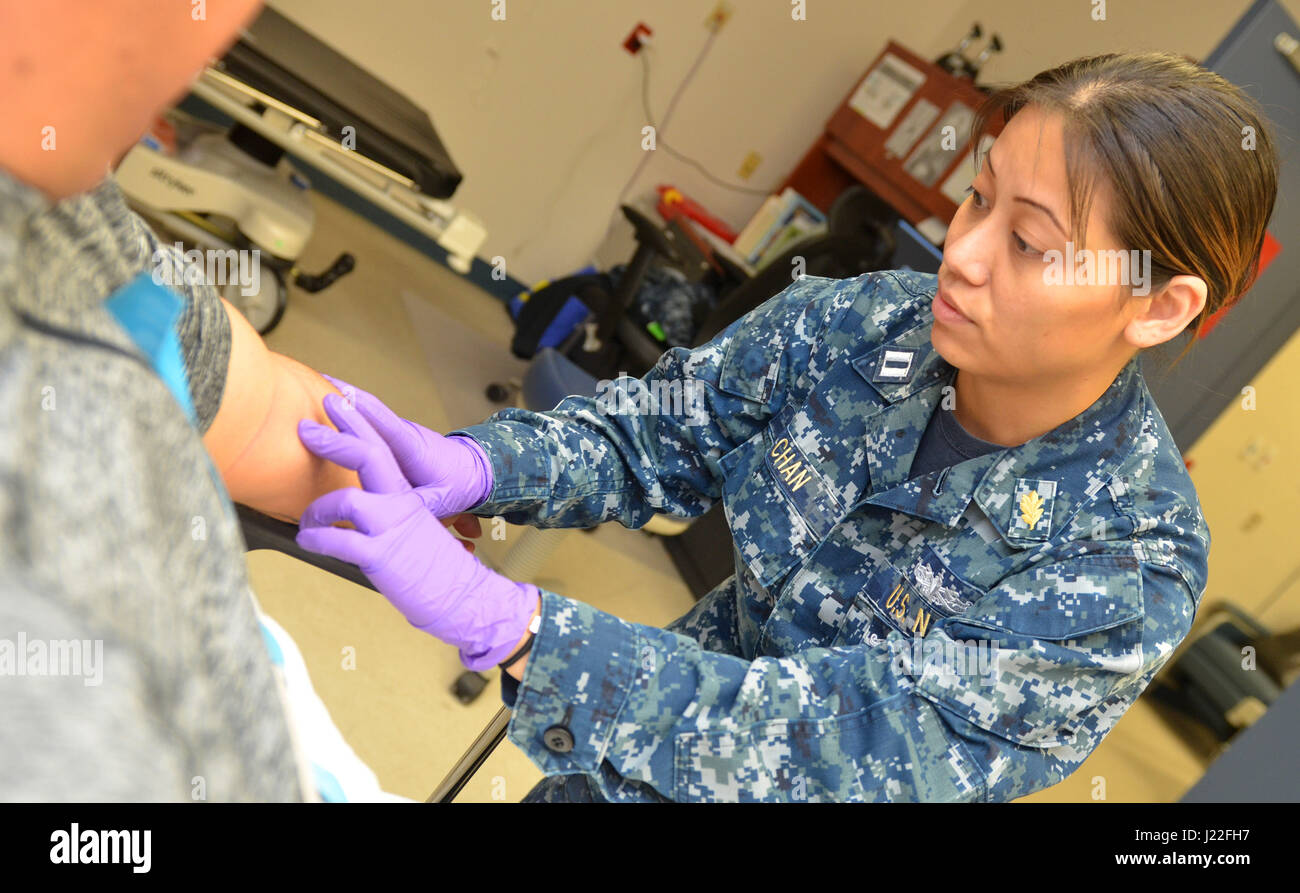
[202,297,361,523]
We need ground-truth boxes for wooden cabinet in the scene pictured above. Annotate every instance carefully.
[781,41,1003,238]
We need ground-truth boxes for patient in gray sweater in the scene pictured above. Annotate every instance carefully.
[0,0,327,801]
[0,167,307,801]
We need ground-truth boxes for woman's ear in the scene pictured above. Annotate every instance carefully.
[1125,275,1207,349]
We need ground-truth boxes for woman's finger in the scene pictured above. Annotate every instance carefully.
[298,420,374,471]
[321,395,408,493]
[299,487,386,535]
[351,396,432,479]
[451,513,482,539]
[320,375,429,478]
[319,372,354,395]
[295,524,376,568]
[442,515,479,538]
[439,515,477,553]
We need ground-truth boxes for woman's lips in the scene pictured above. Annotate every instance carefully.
[933,286,972,324]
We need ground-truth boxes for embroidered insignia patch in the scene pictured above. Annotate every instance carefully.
[872,346,918,383]
[910,557,974,614]
[1008,478,1057,541]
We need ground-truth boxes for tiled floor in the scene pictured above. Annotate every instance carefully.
[247,190,1276,803]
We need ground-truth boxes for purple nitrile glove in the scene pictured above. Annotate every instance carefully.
[296,395,538,671]
[318,374,494,518]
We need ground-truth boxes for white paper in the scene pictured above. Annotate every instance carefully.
[849,53,927,130]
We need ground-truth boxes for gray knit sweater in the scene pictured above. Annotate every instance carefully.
[0,169,304,801]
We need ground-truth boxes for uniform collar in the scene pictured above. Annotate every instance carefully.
[852,311,1144,551]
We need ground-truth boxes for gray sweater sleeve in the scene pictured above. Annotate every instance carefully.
[130,215,232,435]
[102,178,233,435]
[0,575,190,801]
[171,265,233,437]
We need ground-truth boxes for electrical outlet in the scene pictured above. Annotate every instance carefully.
[705,1,733,32]
[1239,436,1275,471]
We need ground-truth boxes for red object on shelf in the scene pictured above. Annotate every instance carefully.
[149,115,178,154]
[623,23,652,55]
[655,184,738,243]
[1198,229,1281,339]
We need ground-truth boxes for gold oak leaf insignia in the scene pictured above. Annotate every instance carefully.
[1019,490,1045,530]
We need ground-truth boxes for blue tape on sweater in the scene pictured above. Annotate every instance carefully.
[103,272,197,425]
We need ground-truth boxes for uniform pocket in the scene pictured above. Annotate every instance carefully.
[954,552,1143,639]
[910,552,1146,749]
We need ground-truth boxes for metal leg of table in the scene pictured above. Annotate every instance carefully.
[427,706,513,803]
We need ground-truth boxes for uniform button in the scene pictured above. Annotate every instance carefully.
[543,725,575,753]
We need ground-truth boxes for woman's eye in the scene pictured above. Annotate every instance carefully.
[964,186,1041,257]
[1013,233,1042,257]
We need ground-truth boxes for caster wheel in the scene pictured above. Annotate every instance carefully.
[452,670,489,705]
[485,383,511,403]
[226,265,287,335]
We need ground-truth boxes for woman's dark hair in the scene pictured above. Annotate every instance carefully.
[969,51,1280,368]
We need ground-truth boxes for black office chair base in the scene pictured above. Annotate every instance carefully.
[453,670,490,704]
[485,379,520,404]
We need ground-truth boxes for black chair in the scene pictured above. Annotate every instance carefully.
[610,185,897,380]
[492,185,898,407]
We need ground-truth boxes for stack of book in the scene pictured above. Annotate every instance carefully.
[732,187,829,270]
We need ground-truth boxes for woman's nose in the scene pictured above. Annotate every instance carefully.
[942,215,993,286]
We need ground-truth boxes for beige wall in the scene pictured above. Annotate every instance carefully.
[268,0,1295,283]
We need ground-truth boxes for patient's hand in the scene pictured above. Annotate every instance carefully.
[447,513,482,553]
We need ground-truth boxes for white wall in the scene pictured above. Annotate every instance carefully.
[946,0,1281,87]
[268,0,1292,284]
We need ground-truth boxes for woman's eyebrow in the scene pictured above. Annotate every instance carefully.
[985,149,1069,239]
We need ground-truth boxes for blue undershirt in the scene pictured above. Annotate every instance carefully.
[907,370,1005,479]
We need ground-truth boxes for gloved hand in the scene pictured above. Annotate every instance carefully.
[319,373,494,518]
[296,393,539,671]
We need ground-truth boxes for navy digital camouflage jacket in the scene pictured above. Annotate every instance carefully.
[449,269,1210,802]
